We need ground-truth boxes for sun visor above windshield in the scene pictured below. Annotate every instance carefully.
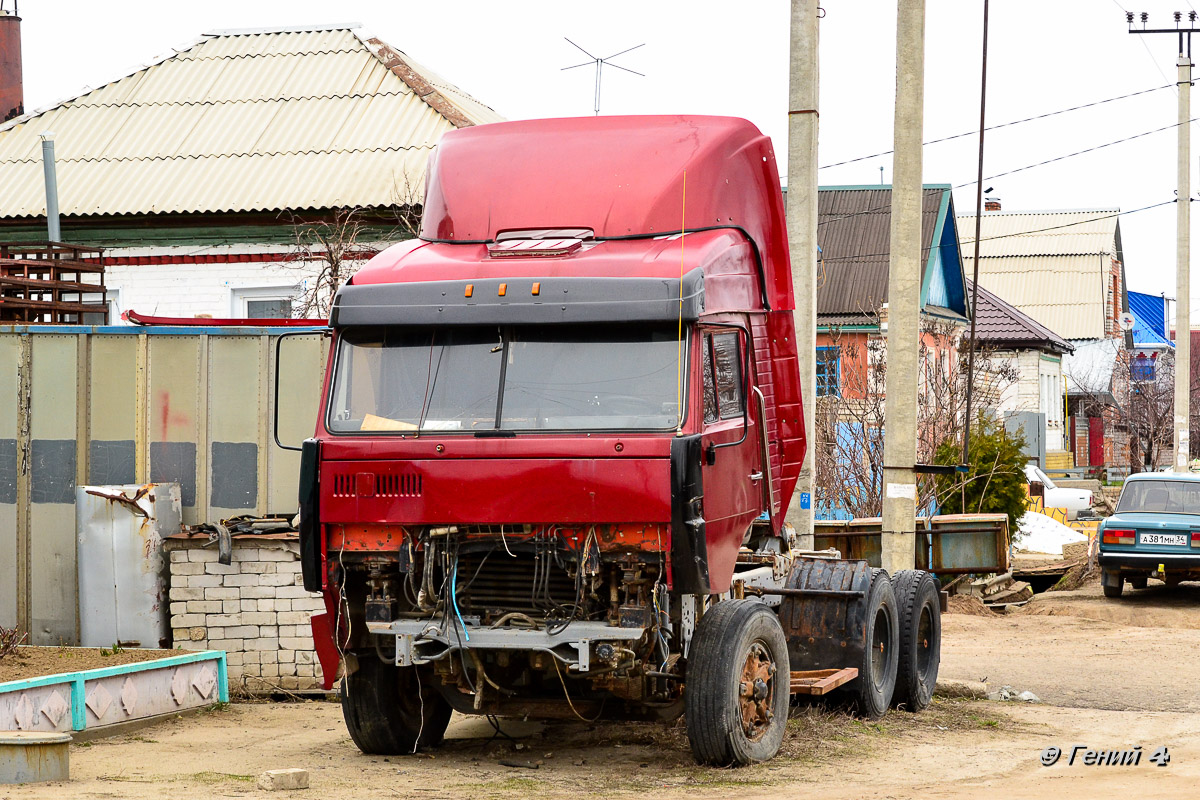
[330,269,705,327]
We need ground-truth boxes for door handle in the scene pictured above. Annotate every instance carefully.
[749,471,763,481]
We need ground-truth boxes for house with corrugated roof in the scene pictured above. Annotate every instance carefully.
[959,207,1133,471]
[0,24,503,320]
[815,184,970,398]
[812,184,970,519]
[969,280,1074,464]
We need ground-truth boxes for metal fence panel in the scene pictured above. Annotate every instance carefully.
[0,325,327,643]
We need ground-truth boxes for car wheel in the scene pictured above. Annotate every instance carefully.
[1101,568,1123,599]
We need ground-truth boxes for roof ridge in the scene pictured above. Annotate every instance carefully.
[0,143,438,166]
[201,24,362,36]
[55,89,413,111]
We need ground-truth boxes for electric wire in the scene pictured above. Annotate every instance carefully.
[815,111,1193,230]
[819,82,1174,170]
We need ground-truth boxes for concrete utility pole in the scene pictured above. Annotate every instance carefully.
[786,0,819,548]
[1177,50,1191,470]
[881,0,925,574]
[1128,13,1195,471]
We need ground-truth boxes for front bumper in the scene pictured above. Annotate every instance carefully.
[1098,551,1200,571]
[365,618,646,673]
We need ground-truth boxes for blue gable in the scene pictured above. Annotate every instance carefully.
[1128,290,1167,339]
[921,189,968,318]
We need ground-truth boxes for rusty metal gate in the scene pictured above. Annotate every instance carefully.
[0,324,328,644]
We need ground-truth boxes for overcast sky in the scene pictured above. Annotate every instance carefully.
[15,0,1200,322]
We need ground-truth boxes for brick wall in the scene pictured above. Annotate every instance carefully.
[165,536,327,692]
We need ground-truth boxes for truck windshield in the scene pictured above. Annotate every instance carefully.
[327,324,686,433]
[1115,479,1200,514]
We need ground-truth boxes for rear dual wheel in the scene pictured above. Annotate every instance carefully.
[890,570,941,712]
[849,569,900,719]
[685,600,791,766]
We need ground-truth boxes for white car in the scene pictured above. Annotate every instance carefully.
[1024,464,1094,520]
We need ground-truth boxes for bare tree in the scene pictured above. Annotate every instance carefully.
[814,317,1019,519]
[279,207,372,318]
[276,174,424,318]
[1067,344,1174,473]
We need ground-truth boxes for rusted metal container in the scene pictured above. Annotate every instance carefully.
[0,731,70,784]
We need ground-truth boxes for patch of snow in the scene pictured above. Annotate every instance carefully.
[1016,511,1087,556]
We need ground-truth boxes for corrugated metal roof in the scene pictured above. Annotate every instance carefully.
[968,280,1073,354]
[816,186,947,322]
[958,210,1119,258]
[956,210,1120,341]
[1128,289,1167,338]
[0,27,504,218]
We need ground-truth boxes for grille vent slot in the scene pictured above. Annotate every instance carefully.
[376,473,421,497]
[329,471,421,497]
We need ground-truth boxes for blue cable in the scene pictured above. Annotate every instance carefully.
[451,560,470,642]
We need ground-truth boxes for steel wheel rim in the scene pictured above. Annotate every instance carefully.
[738,640,776,742]
[871,607,890,691]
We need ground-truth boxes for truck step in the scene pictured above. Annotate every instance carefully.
[789,667,859,696]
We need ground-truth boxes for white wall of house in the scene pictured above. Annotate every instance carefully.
[994,349,1066,452]
[100,244,372,321]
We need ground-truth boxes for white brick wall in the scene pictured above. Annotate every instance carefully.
[166,536,328,692]
[107,259,321,320]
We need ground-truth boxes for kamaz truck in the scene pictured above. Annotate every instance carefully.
[296,115,942,766]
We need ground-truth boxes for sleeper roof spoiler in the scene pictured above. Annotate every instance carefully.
[330,269,705,327]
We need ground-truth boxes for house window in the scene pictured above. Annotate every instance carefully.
[230,285,299,319]
[247,298,293,319]
[1131,353,1155,382]
[816,346,840,397]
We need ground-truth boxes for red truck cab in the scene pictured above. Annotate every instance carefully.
[297,116,910,767]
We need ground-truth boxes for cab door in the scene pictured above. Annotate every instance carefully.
[698,327,762,591]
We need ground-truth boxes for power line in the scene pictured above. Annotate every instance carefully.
[819,83,1173,170]
[818,118,1192,229]
[954,117,1198,188]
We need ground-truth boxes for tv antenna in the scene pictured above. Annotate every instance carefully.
[561,38,645,115]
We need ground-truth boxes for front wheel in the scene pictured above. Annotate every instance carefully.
[685,600,791,766]
[341,655,452,755]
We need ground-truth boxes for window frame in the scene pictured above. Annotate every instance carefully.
[816,345,841,397]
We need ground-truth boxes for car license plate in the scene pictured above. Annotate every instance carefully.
[1139,532,1187,547]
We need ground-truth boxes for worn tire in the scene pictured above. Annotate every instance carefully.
[341,656,452,755]
[890,570,941,712]
[1101,568,1124,599]
[685,600,791,766]
[850,569,899,720]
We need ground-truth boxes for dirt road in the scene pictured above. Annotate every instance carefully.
[3,579,1197,800]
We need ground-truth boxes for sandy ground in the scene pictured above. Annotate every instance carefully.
[0,648,175,684]
[3,578,1198,800]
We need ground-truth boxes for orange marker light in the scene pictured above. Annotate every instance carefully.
[532,282,541,296]
[464,284,474,297]
[498,283,507,296]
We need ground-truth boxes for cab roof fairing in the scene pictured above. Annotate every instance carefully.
[409,114,794,313]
